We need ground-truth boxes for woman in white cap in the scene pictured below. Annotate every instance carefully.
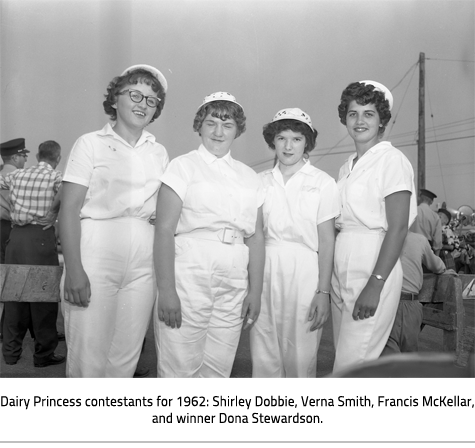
[153,92,264,378]
[331,81,417,373]
[250,108,340,378]
[59,65,169,377]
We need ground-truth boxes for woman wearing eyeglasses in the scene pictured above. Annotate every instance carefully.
[59,65,169,377]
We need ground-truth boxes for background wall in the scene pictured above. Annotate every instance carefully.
[1,0,474,209]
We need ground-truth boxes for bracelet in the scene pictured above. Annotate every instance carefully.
[371,274,386,282]
[316,290,331,295]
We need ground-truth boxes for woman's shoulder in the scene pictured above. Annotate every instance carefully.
[376,141,412,165]
[233,159,260,178]
[305,164,338,186]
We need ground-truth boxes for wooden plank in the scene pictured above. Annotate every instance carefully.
[455,326,475,368]
[420,274,465,352]
[422,307,456,330]
[0,264,63,303]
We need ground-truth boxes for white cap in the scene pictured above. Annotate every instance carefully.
[272,108,313,130]
[359,80,393,110]
[121,64,168,92]
[198,92,242,110]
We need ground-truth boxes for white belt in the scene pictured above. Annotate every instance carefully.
[176,227,245,245]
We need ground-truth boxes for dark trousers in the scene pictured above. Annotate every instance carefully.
[0,219,12,337]
[0,219,12,264]
[2,224,59,364]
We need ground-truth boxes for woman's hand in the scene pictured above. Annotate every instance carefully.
[352,279,383,320]
[156,290,182,329]
[308,292,330,331]
[241,291,261,330]
[64,266,91,308]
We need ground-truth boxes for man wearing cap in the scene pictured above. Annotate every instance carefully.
[0,140,64,367]
[0,138,30,343]
[411,189,442,257]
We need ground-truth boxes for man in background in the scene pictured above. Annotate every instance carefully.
[381,231,449,355]
[411,188,442,257]
[0,138,30,342]
[0,140,64,367]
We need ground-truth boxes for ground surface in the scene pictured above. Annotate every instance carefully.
[1,300,473,378]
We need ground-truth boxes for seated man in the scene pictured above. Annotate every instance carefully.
[381,231,451,355]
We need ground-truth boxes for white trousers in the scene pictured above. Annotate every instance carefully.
[250,242,321,378]
[63,218,156,378]
[331,230,401,373]
[154,237,249,378]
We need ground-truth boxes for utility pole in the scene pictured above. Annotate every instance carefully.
[418,52,425,191]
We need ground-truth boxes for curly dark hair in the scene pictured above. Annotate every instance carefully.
[263,119,318,154]
[103,69,166,123]
[193,101,246,138]
[337,82,391,134]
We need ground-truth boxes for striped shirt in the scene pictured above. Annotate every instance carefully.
[0,161,62,226]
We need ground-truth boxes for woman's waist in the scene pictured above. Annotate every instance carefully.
[81,216,154,225]
[265,238,317,252]
[338,226,386,235]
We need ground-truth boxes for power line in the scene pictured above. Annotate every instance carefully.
[397,134,474,147]
[426,58,475,63]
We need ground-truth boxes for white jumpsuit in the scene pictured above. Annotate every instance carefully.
[62,124,169,378]
[331,141,417,373]
[154,145,263,378]
[250,161,340,377]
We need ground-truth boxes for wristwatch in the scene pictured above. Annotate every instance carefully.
[371,274,386,282]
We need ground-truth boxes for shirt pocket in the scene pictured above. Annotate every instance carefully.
[298,186,319,223]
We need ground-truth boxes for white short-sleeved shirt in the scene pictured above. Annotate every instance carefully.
[260,161,341,252]
[161,144,264,238]
[335,141,417,231]
[63,123,169,220]
[412,203,443,251]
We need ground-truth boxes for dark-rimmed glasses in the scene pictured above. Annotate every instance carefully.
[117,89,161,108]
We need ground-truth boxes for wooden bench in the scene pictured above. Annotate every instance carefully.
[0,264,63,303]
[420,273,474,367]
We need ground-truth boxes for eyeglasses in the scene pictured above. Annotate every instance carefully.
[117,89,161,108]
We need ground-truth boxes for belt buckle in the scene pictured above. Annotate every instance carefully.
[222,227,235,244]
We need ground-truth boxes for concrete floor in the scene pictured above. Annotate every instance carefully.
[1,299,473,378]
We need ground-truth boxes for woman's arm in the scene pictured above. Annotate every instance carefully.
[309,218,335,331]
[58,182,90,308]
[153,184,183,329]
[352,190,411,320]
[242,206,265,329]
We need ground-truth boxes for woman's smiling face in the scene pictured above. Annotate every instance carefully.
[114,81,158,131]
[345,100,381,149]
[200,114,237,158]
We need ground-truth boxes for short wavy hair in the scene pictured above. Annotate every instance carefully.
[337,82,391,135]
[103,68,166,123]
[193,101,246,138]
[263,119,318,154]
